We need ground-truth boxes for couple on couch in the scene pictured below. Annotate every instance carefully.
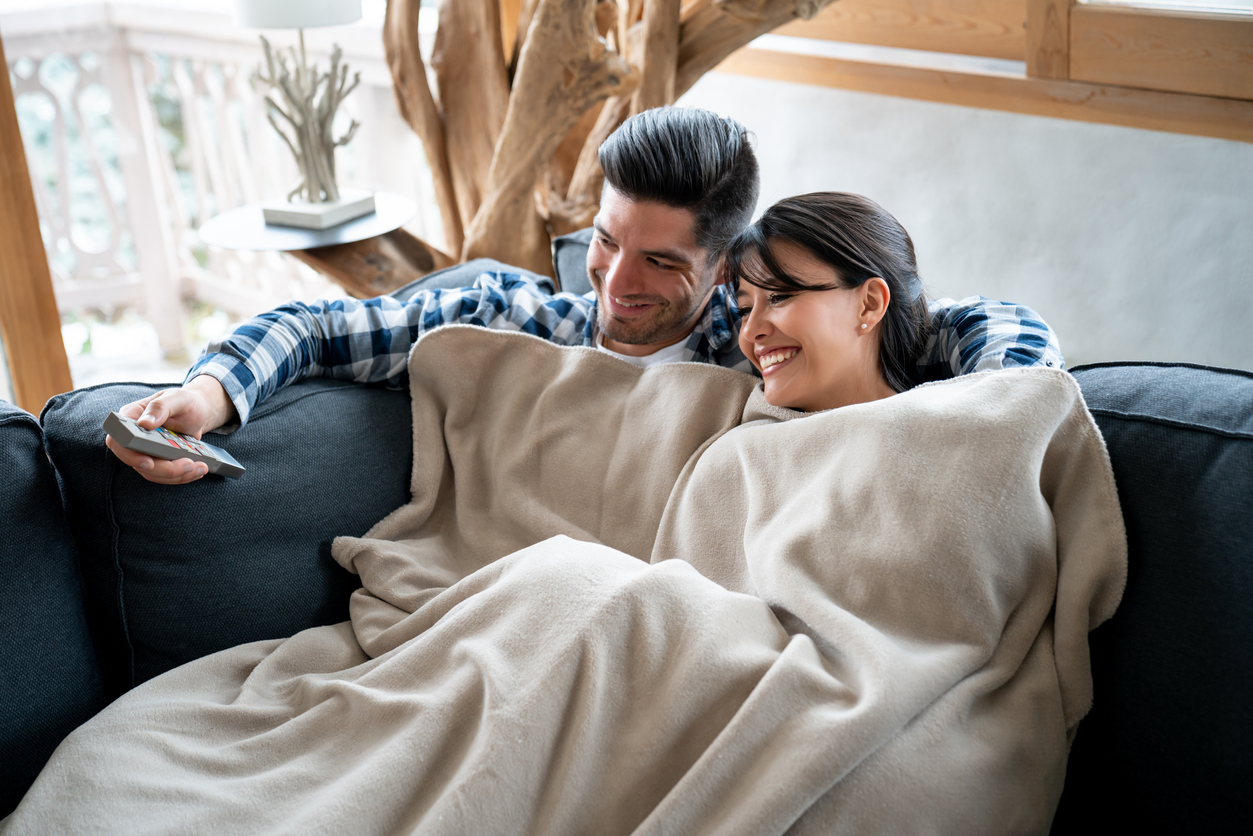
[106,106,1061,482]
[7,108,1124,834]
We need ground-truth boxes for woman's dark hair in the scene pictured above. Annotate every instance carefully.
[599,107,759,259]
[724,192,931,393]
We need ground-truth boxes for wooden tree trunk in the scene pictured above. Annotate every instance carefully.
[383,0,464,255]
[461,0,639,273]
[301,0,840,293]
[633,0,679,112]
[430,0,511,230]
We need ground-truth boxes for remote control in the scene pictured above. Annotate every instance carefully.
[103,412,246,479]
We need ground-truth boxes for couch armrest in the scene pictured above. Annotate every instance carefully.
[0,401,107,817]
[41,378,413,696]
[1055,363,1253,834]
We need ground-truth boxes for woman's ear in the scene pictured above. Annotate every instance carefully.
[859,277,891,328]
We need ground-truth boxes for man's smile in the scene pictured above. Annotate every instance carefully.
[607,296,662,318]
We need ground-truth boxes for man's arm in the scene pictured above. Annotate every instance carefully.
[915,296,1064,384]
[190,275,592,429]
[113,273,593,484]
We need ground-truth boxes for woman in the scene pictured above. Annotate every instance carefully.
[724,191,931,412]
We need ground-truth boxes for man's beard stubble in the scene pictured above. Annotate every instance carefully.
[597,294,705,347]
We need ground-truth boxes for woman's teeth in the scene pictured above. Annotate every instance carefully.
[760,349,798,370]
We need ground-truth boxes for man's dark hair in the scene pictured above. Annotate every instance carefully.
[599,107,759,258]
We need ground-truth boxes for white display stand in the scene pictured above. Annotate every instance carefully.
[261,190,376,230]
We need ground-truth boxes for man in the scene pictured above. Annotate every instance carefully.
[108,107,1062,484]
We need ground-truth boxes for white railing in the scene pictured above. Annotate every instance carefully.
[1,0,440,357]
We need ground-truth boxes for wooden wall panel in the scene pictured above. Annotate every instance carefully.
[0,34,73,414]
[718,45,1253,143]
[777,0,1026,62]
[1026,0,1070,79]
[1070,5,1253,100]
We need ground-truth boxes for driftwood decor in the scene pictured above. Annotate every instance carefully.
[299,0,837,292]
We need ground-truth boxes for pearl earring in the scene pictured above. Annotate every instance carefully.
[860,323,868,330]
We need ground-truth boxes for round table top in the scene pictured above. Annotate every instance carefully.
[198,192,418,251]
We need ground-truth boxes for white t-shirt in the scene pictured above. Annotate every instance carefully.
[595,335,689,368]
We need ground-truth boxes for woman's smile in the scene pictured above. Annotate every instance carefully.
[756,346,799,375]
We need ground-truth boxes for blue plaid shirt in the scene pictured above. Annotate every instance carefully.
[189,272,1064,427]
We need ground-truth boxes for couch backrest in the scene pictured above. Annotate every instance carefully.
[0,400,107,817]
[389,233,593,302]
[1056,362,1253,834]
[41,378,413,696]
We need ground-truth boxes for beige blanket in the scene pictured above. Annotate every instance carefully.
[4,326,1126,835]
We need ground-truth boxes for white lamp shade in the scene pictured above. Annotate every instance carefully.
[233,0,363,29]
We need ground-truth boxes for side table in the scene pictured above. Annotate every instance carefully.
[199,193,455,298]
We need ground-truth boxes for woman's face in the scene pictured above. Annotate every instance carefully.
[735,240,892,412]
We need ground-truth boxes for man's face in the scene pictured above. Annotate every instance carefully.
[587,186,718,357]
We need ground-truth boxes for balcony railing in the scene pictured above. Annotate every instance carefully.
[1,0,439,361]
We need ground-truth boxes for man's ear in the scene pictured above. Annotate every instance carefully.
[860,278,891,325]
[712,256,729,285]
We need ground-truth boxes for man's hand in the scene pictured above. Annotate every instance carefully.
[105,375,238,485]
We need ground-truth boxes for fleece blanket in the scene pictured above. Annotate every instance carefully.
[4,326,1126,835]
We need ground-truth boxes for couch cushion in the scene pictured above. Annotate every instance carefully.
[42,379,412,696]
[0,400,107,817]
[1053,362,1253,834]
[551,228,594,295]
[391,257,556,302]
[389,241,593,302]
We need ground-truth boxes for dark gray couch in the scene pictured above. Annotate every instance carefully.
[3,254,1250,829]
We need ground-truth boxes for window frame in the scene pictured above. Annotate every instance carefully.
[720,0,1253,144]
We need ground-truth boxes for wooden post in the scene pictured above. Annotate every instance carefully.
[1026,0,1070,80]
[0,34,74,414]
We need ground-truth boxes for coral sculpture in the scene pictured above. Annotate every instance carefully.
[255,35,361,204]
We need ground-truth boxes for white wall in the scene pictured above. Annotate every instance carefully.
[680,73,1253,371]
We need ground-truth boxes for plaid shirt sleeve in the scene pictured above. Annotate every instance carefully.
[186,272,594,427]
[915,296,1064,384]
